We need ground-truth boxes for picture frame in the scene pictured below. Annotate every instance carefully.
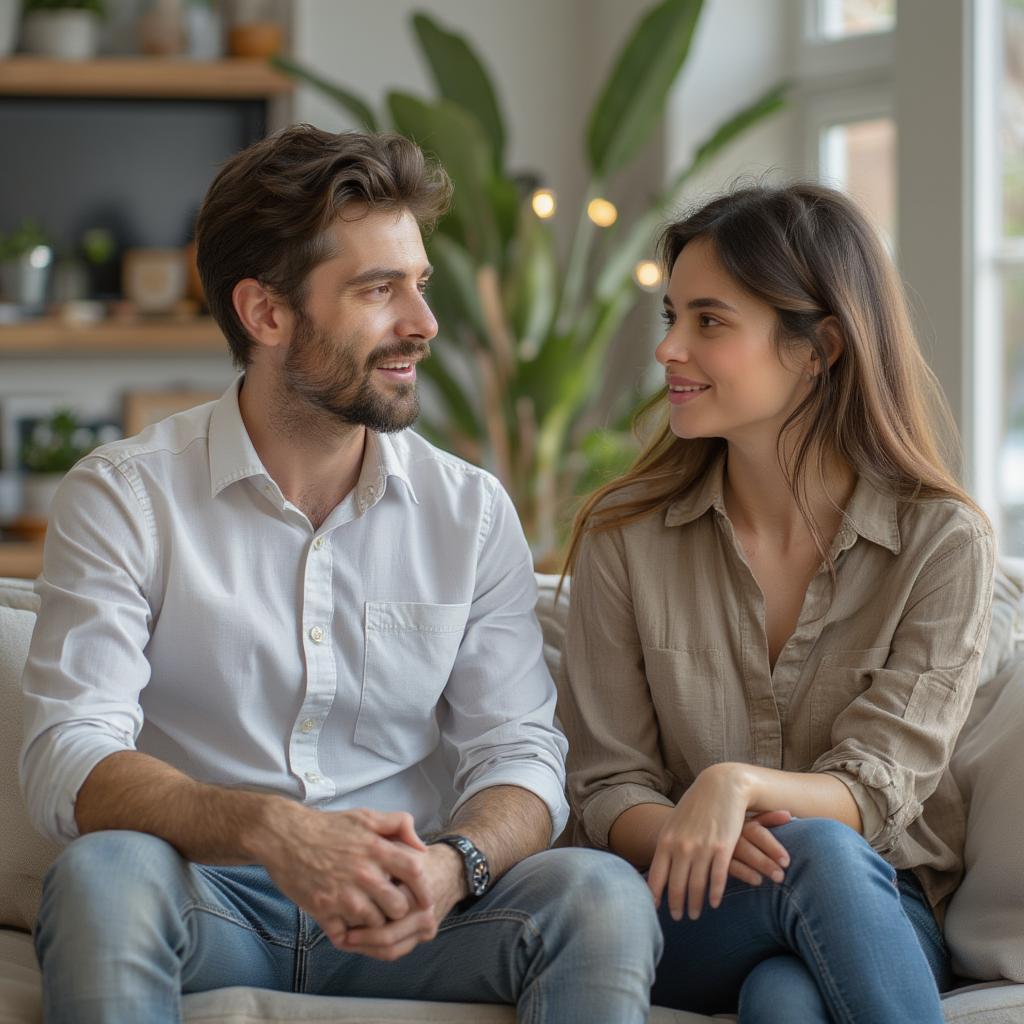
[122,389,221,437]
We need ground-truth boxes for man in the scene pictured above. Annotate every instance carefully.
[19,126,660,1023]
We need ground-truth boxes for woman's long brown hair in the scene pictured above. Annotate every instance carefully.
[562,183,983,581]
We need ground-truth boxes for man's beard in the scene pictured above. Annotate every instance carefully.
[281,309,427,434]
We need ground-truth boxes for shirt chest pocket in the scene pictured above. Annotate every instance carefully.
[643,646,725,773]
[355,601,471,764]
[807,646,889,758]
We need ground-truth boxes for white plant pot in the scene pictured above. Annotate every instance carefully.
[0,0,19,57]
[20,473,64,522]
[22,9,101,60]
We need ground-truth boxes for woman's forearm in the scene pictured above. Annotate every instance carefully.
[605,764,861,872]
[607,803,674,869]
[734,763,862,832]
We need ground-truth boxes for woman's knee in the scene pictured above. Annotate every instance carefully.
[773,818,885,875]
[738,955,830,1024]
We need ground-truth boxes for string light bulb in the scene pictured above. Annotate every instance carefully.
[587,197,618,227]
[531,188,557,219]
[633,260,663,291]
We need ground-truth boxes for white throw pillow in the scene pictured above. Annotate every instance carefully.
[0,585,61,932]
[947,660,1024,981]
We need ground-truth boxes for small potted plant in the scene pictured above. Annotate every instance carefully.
[0,220,53,311]
[18,409,102,522]
[22,0,105,60]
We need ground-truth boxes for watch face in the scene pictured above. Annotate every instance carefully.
[470,857,490,895]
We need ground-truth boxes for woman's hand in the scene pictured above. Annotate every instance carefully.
[728,809,792,886]
[648,762,755,921]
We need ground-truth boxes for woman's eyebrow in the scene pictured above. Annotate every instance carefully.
[686,297,739,314]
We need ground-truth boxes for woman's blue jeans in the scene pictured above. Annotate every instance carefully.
[652,817,951,1023]
[34,831,662,1024]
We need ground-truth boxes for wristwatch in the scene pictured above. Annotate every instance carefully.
[429,833,491,898]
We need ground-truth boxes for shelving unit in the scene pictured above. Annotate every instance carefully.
[0,541,43,580]
[0,55,291,577]
[0,56,293,99]
[0,317,227,355]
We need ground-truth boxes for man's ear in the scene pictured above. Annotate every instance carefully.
[232,278,292,351]
[810,316,845,376]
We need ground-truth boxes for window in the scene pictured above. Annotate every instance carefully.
[817,0,896,40]
[800,1,896,244]
[974,0,1024,551]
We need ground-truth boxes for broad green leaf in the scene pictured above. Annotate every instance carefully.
[388,92,500,264]
[418,346,481,441]
[270,56,379,131]
[504,204,558,358]
[592,80,788,301]
[487,174,522,253]
[587,0,702,178]
[411,12,506,170]
[671,81,788,190]
[513,331,576,422]
[574,427,642,496]
[428,233,489,344]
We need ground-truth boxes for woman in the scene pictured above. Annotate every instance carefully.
[557,183,994,1023]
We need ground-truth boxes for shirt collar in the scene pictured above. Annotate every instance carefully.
[208,375,419,506]
[208,376,266,498]
[663,449,901,555]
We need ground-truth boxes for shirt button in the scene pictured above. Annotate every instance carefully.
[300,718,316,733]
[313,537,325,551]
[308,625,324,643]
[304,770,320,783]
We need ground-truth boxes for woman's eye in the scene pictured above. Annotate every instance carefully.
[660,310,676,327]
[698,314,720,328]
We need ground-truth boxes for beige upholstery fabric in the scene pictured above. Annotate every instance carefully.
[0,583,60,932]
[948,660,1024,981]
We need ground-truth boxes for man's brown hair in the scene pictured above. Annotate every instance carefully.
[195,124,452,367]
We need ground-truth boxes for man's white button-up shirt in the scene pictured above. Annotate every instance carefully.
[19,377,569,845]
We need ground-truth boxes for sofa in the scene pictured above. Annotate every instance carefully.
[4,569,1024,1023]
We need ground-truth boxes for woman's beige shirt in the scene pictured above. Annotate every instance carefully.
[558,457,995,911]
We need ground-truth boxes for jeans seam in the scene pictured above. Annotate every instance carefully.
[438,908,545,1022]
[182,899,296,950]
[770,881,856,1024]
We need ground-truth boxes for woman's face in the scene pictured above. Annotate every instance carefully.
[655,237,813,446]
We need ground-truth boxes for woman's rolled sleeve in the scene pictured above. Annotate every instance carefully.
[812,524,995,854]
[557,526,675,849]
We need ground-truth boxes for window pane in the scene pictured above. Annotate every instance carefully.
[999,272,1024,552]
[819,0,896,38]
[1003,1,1024,237]
[821,117,897,242]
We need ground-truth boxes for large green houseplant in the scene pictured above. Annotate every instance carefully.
[275,0,784,563]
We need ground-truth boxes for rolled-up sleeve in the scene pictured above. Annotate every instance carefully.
[443,484,569,843]
[18,455,154,845]
[812,523,995,854]
[557,526,675,849]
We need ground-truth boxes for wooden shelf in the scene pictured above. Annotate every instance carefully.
[0,317,227,355]
[0,56,294,99]
[0,541,43,580]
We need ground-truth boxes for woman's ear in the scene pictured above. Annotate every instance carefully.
[810,316,845,376]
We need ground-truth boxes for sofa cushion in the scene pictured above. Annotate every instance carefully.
[947,659,1024,982]
[0,584,60,932]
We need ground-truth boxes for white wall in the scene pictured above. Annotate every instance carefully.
[0,0,797,477]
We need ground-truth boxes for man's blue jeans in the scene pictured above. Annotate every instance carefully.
[34,831,661,1024]
[652,818,950,1023]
